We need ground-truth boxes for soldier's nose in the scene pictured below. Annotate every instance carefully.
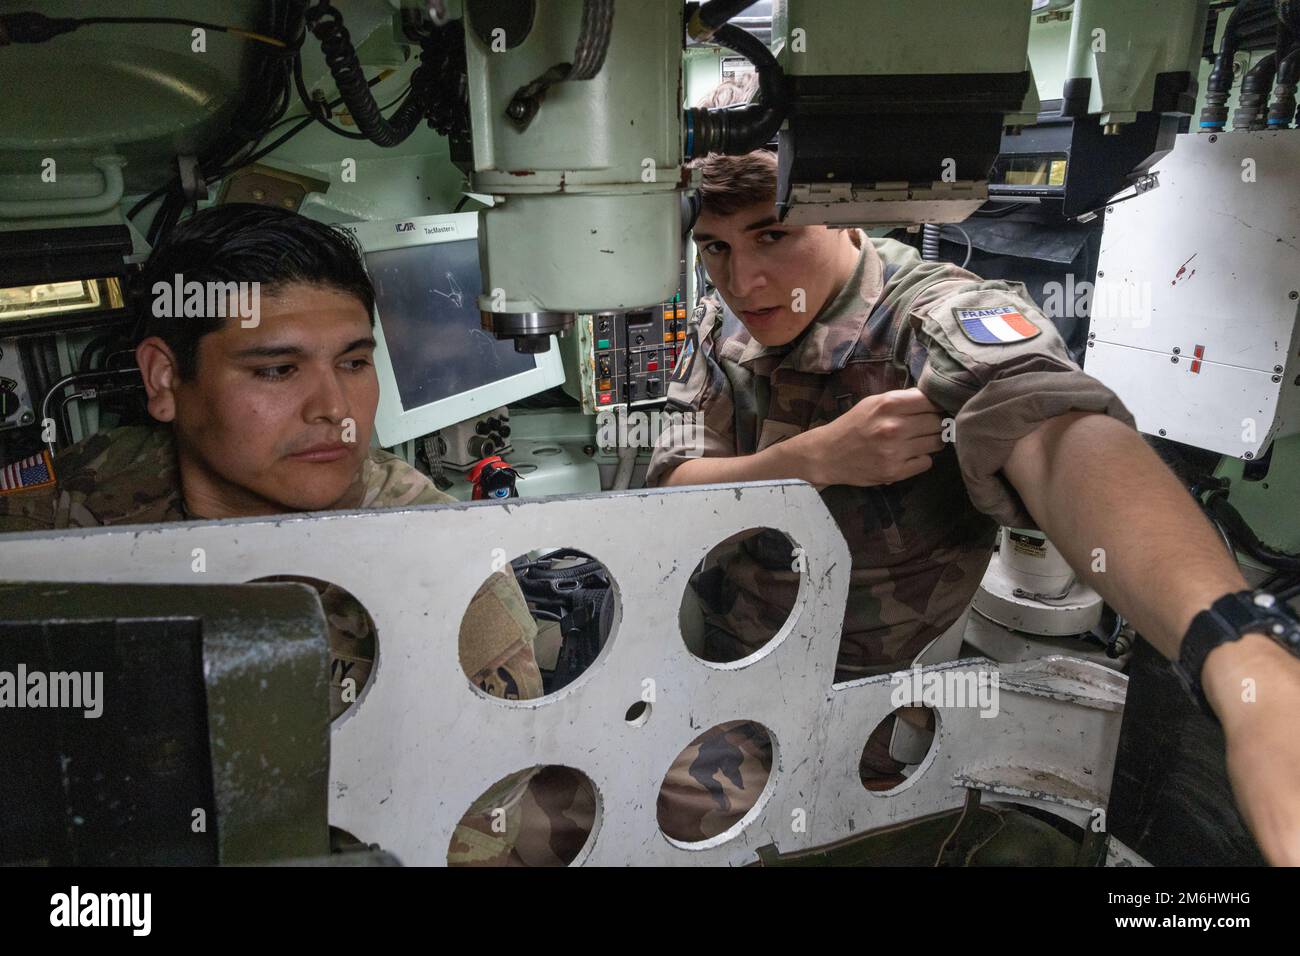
[728,255,767,299]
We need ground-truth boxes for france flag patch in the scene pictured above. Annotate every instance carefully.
[953,306,1041,345]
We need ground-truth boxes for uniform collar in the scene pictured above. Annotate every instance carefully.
[736,233,883,375]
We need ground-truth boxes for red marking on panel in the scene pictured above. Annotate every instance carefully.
[1191,360,1202,373]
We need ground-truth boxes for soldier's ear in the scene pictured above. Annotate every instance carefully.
[136,336,179,423]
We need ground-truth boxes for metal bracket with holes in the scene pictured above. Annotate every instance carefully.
[0,481,1126,865]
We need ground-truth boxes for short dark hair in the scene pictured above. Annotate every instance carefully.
[135,204,375,379]
[694,149,778,217]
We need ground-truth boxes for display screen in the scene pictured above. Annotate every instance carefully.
[364,241,535,410]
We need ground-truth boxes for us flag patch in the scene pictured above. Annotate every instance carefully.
[953,306,1041,345]
[0,450,56,495]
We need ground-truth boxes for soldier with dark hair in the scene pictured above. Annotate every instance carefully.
[0,203,550,863]
[649,149,1300,865]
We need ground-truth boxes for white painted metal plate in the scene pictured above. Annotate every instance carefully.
[1086,130,1300,456]
[0,482,1126,865]
[1088,339,1283,457]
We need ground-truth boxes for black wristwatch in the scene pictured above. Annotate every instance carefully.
[1174,589,1300,719]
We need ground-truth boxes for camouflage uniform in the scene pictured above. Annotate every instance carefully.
[0,424,547,864]
[648,235,1136,838]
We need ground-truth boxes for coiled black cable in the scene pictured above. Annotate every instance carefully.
[684,14,790,157]
[305,1,435,147]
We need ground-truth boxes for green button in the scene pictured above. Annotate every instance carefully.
[596,338,610,349]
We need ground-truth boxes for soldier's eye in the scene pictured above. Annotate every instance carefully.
[253,365,295,380]
[700,240,727,256]
[340,357,372,372]
[757,230,787,244]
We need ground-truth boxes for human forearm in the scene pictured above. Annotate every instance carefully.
[660,430,819,487]
[1006,411,1300,865]
[1004,412,1247,659]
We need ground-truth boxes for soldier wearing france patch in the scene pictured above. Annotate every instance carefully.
[646,147,1300,866]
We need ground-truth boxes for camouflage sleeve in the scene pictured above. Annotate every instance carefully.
[0,487,58,533]
[645,299,739,486]
[902,278,1137,528]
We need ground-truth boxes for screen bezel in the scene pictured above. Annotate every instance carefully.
[339,212,564,448]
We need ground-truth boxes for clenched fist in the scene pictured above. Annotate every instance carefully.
[797,388,947,487]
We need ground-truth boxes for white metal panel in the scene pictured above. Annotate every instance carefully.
[1088,339,1284,457]
[1087,130,1300,454]
[0,483,1125,865]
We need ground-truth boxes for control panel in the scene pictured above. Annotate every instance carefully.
[593,257,689,409]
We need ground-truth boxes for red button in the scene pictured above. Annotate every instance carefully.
[647,361,658,371]
[597,392,613,405]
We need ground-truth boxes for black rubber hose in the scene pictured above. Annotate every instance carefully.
[1235,50,1278,127]
[684,20,789,156]
[1205,492,1300,572]
[692,0,760,36]
[1279,42,1300,81]
[304,1,433,147]
[1203,0,1274,130]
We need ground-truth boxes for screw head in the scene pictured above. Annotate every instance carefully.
[1245,451,1255,459]
[1272,375,1282,383]
[1158,428,1167,436]
[1097,271,1105,278]
[1290,291,1298,300]
[1275,365,1284,373]
[1173,347,1181,354]
[1171,356,1179,363]
[1209,134,1219,143]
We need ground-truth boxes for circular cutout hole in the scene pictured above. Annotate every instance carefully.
[625,700,651,726]
[860,706,938,794]
[679,529,800,664]
[249,575,375,722]
[531,446,563,456]
[461,548,617,700]
[448,765,598,866]
[657,720,775,845]
[514,463,538,474]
